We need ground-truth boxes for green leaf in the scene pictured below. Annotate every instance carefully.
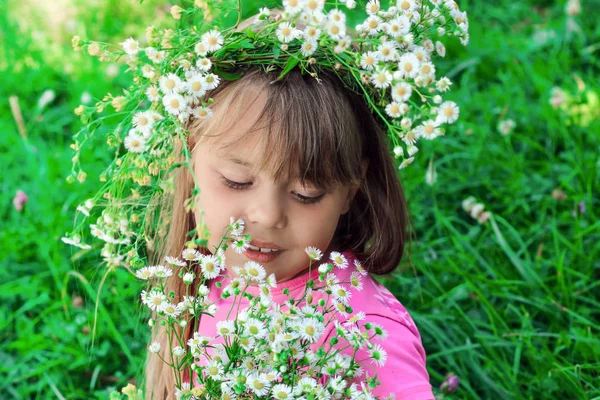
[213,68,243,81]
[276,55,300,81]
[273,44,280,59]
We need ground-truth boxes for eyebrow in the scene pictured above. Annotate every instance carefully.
[228,157,253,167]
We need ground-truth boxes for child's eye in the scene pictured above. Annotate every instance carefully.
[220,176,324,205]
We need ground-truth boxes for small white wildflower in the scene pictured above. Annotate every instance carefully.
[201,30,224,52]
[135,266,155,280]
[145,86,160,102]
[183,272,195,284]
[181,248,201,261]
[276,22,300,43]
[124,131,147,153]
[330,251,348,269]
[148,342,160,353]
[305,246,323,261]
[245,261,266,282]
[200,255,221,279]
[120,38,139,55]
[371,68,392,89]
[159,73,184,95]
[366,0,381,15]
[359,51,379,71]
[172,346,185,357]
[385,101,403,118]
[498,119,516,136]
[300,39,318,57]
[437,101,459,124]
[436,76,452,92]
[162,93,188,116]
[196,57,212,72]
[369,343,388,367]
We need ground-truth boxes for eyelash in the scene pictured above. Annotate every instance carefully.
[220,176,325,205]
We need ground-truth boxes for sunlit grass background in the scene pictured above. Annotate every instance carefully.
[1,0,599,398]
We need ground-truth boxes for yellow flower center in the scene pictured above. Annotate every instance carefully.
[368,19,379,29]
[424,125,434,134]
[208,36,218,46]
[444,107,454,117]
[166,79,175,89]
[404,63,413,72]
[192,81,202,91]
[208,366,218,375]
[170,99,180,109]
[282,26,292,36]
[399,1,410,10]
[254,381,264,389]
[330,25,340,35]
[305,325,315,336]
[205,262,214,272]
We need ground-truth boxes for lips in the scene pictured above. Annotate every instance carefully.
[249,238,283,251]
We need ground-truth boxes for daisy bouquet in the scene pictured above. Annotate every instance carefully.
[64,0,469,271]
[120,217,392,399]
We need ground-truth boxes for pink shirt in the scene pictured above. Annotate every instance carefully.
[195,250,434,399]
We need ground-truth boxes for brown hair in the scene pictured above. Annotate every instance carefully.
[144,50,411,400]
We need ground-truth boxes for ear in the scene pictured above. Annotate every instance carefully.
[341,158,369,215]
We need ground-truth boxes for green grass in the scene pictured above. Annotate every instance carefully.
[1,0,599,398]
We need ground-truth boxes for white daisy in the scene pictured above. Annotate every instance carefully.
[369,343,388,366]
[397,52,420,78]
[193,106,212,120]
[124,131,147,153]
[244,261,266,282]
[159,73,184,95]
[303,26,322,40]
[283,0,303,15]
[195,57,212,72]
[370,68,392,89]
[185,73,207,98]
[162,93,188,116]
[330,251,348,269]
[385,101,403,118]
[417,119,441,140]
[326,21,346,40]
[216,320,235,336]
[276,22,299,43]
[366,0,381,15]
[203,73,220,90]
[200,255,221,279]
[305,0,325,15]
[331,284,352,303]
[350,271,364,290]
[386,16,411,37]
[437,101,459,124]
[201,29,224,52]
[194,41,208,56]
[334,35,352,53]
[165,255,186,266]
[377,41,399,61]
[418,61,436,80]
[397,0,416,12]
[359,51,379,71]
[181,248,200,261]
[305,246,323,261]
[364,15,383,36]
[161,302,181,317]
[328,9,346,24]
[153,265,173,278]
[271,384,293,399]
[232,237,249,254]
[141,64,155,79]
[145,86,160,102]
[300,39,318,57]
[205,360,224,379]
[298,317,324,343]
[143,290,166,311]
[391,82,412,102]
[436,76,452,92]
[245,318,267,339]
[136,266,155,280]
[120,38,139,55]
[132,111,155,137]
[182,272,195,284]
[248,374,271,396]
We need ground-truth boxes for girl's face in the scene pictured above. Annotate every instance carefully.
[192,91,356,283]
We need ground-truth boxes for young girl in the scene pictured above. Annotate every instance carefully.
[145,66,434,399]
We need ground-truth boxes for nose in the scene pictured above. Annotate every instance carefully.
[245,188,287,230]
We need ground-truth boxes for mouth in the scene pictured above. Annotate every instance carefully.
[247,239,283,253]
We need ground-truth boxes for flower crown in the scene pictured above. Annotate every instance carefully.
[65,0,469,269]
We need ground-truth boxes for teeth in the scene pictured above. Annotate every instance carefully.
[248,244,279,253]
